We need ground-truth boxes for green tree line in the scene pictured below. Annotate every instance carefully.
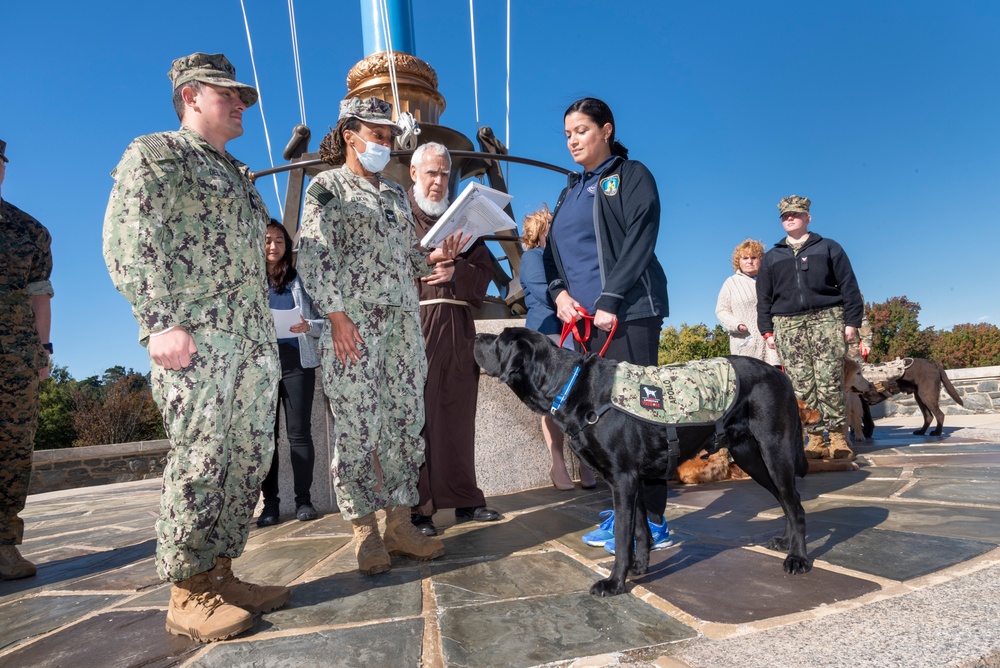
[660,296,1000,368]
[36,365,165,450]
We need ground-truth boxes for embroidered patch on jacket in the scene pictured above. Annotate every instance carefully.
[639,384,663,410]
[600,174,620,196]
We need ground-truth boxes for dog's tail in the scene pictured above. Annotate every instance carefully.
[939,365,964,406]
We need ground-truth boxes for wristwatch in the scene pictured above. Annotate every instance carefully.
[42,343,54,354]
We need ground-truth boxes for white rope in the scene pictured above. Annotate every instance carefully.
[505,0,511,182]
[469,0,481,128]
[378,0,420,149]
[287,0,307,126]
[239,0,283,217]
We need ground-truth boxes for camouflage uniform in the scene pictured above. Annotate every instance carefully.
[758,195,863,435]
[103,126,278,582]
[297,164,431,520]
[774,306,848,431]
[0,190,53,546]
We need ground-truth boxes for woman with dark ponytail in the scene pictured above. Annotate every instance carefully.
[542,96,671,555]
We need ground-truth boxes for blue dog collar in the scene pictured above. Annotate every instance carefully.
[550,364,582,415]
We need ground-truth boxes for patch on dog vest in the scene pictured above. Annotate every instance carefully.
[611,358,737,424]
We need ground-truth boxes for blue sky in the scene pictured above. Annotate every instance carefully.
[2,1,998,379]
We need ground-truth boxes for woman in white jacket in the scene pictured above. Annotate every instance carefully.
[715,239,781,367]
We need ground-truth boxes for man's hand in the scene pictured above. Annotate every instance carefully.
[765,334,777,350]
[593,309,618,332]
[554,291,581,324]
[737,324,749,333]
[148,328,198,370]
[422,260,456,285]
[844,325,857,343]
[427,231,473,264]
[328,312,363,364]
[38,364,50,381]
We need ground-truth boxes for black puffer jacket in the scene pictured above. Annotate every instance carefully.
[756,232,863,334]
[543,156,668,321]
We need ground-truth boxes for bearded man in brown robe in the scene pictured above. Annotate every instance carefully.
[408,142,501,536]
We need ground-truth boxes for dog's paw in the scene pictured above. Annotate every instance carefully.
[766,535,791,551]
[590,578,627,597]
[629,560,649,576]
[783,555,812,575]
[913,428,928,436]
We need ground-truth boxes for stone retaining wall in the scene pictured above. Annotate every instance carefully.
[875,364,1000,418]
[30,440,169,495]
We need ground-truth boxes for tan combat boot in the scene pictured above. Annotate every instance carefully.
[351,513,391,575]
[828,429,855,460]
[0,545,37,580]
[803,432,828,459]
[382,506,445,561]
[209,557,290,614]
[165,572,254,642]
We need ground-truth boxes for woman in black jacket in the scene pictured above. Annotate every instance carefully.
[543,97,671,554]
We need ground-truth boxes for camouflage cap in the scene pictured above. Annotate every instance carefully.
[339,97,402,136]
[778,195,811,216]
[0,139,8,163]
[168,52,258,107]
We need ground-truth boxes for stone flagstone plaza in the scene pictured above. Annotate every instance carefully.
[2,413,1000,667]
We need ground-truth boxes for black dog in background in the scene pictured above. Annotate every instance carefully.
[474,327,811,596]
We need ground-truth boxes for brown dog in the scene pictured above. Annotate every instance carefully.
[677,399,820,484]
[864,358,964,436]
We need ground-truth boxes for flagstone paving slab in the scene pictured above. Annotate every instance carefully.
[262,565,424,631]
[194,619,424,667]
[68,558,160,592]
[0,609,200,668]
[431,551,596,606]
[805,523,996,580]
[0,594,127,651]
[902,479,1000,505]
[614,542,881,624]
[803,497,1000,543]
[438,590,695,668]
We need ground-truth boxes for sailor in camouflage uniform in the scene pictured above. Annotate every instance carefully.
[757,195,864,460]
[0,139,53,581]
[102,53,288,642]
[297,97,463,575]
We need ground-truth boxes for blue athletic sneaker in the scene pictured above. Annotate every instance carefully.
[581,510,615,547]
[603,518,673,555]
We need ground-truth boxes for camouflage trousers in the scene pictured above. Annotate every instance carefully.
[774,306,847,432]
[0,356,40,545]
[150,332,278,582]
[319,299,427,521]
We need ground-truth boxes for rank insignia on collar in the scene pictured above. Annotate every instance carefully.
[600,174,620,196]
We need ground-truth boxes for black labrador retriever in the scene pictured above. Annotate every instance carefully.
[474,327,811,596]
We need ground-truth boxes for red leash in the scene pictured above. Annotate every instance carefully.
[558,306,618,357]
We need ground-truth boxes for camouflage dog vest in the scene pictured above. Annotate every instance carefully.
[610,358,737,425]
[860,358,910,404]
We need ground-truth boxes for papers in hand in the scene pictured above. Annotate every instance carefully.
[420,182,515,253]
[271,307,302,337]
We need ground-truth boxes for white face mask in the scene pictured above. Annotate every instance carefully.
[351,135,392,173]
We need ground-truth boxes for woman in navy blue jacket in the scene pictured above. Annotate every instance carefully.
[543,97,671,554]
